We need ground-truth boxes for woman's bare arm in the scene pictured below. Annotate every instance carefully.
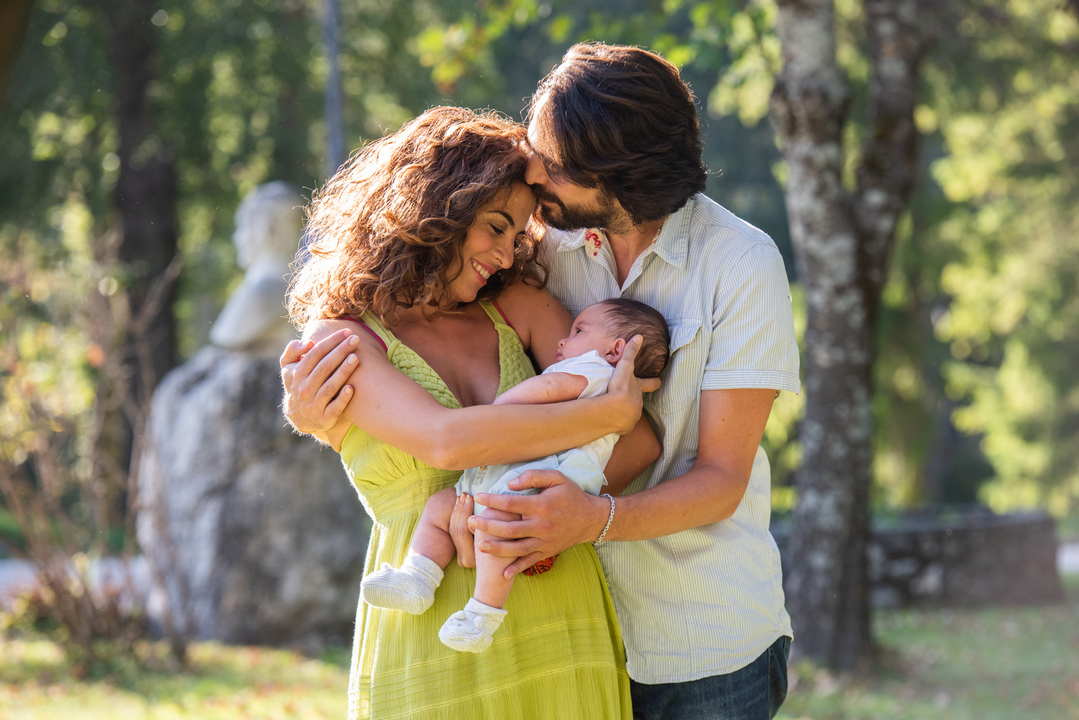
[289,318,648,469]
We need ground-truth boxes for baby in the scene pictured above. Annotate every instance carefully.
[359,298,670,652]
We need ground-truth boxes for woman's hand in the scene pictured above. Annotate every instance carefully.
[279,329,359,435]
[449,493,477,568]
[606,335,662,434]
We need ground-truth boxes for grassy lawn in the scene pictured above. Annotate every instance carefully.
[3,581,1076,719]
[0,642,350,720]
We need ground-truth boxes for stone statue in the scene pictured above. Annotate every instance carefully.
[138,182,369,649]
[210,181,302,355]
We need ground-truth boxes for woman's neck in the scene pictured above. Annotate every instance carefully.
[391,299,464,329]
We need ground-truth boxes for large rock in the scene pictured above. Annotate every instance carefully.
[137,347,369,648]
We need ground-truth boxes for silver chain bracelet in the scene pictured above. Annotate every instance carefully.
[593,493,616,546]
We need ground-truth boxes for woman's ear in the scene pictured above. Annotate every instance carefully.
[606,337,627,364]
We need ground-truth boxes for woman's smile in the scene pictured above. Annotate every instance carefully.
[471,258,495,282]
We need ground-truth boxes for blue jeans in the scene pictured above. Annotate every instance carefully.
[630,636,792,720]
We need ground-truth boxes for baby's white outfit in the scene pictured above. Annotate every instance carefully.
[360,350,617,653]
[455,349,618,511]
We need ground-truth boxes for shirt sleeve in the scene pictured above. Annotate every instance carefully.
[544,352,615,399]
[702,243,801,393]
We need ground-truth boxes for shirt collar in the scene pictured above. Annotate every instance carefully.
[552,194,695,269]
[554,229,588,252]
[650,195,694,270]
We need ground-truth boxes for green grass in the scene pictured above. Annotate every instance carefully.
[0,640,349,719]
[2,584,1077,720]
[778,580,1079,720]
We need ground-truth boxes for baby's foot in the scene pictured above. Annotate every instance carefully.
[361,553,443,614]
[438,598,507,653]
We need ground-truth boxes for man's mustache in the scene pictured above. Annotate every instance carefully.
[529,184,565,208]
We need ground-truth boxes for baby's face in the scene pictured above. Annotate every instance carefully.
[555,304,623,365]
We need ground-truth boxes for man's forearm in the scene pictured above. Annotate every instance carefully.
[599,463,749,541]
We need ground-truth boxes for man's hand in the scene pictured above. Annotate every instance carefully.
[607,335,662,434]
[469,470,609,578]
[279,329,358,435]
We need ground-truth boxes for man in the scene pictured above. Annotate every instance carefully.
[284,43,799,719]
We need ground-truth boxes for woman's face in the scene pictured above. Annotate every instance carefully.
[446,181,537,304]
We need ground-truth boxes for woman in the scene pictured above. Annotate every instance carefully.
[282,107,655,719]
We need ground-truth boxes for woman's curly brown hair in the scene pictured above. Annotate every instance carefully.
[287,106,541,327]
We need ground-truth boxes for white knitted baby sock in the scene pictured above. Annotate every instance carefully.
[360,552,444,614]
[438,598,508,653]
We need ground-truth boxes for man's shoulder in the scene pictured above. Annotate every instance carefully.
[685,193,777,261]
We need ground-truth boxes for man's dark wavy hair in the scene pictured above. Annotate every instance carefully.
[528,43,707,224]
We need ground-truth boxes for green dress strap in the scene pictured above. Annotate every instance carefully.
[477,298,509,328]
[357,312,397,352]
[359,301,507,347]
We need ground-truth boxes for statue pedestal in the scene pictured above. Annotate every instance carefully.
[137,346,368,648]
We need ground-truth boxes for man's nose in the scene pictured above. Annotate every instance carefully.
[524,153,547,187]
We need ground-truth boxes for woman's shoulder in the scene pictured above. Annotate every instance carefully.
[493,280,571,355]
[494,280,564,321]
[301,316,387,353]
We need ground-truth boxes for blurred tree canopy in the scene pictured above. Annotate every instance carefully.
[1,0,1076,541]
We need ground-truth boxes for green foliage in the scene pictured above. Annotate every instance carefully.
[928,2,1079,516]
[3,0,466,360]
[4,0,1077,533]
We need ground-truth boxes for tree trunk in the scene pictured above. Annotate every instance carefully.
[770,0,930,670]
[104,1,179,408]
[0,0,32,105]
[322,0,345,177]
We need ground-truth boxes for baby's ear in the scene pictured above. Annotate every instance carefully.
[606,337,627,364]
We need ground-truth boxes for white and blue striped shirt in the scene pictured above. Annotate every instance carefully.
[539,193,800,683]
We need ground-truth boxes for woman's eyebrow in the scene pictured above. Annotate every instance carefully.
[490,210,516,225]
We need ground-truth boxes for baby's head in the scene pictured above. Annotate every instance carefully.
[555,298,670,378]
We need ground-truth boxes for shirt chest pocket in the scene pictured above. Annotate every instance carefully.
[668,318,702,358]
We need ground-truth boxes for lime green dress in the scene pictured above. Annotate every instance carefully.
[339,300,632,720]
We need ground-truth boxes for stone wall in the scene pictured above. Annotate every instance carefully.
[774,509,1065,608]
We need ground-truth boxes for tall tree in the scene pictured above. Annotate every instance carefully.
[100,0,179,469]
[770,0,933,669]
[322,0,344,177]
[0,0,32,104]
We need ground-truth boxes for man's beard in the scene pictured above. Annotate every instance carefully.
[532,185,615,231]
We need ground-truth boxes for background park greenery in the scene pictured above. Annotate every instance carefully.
[1,0,1077,715]
[5,0,1076,518]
